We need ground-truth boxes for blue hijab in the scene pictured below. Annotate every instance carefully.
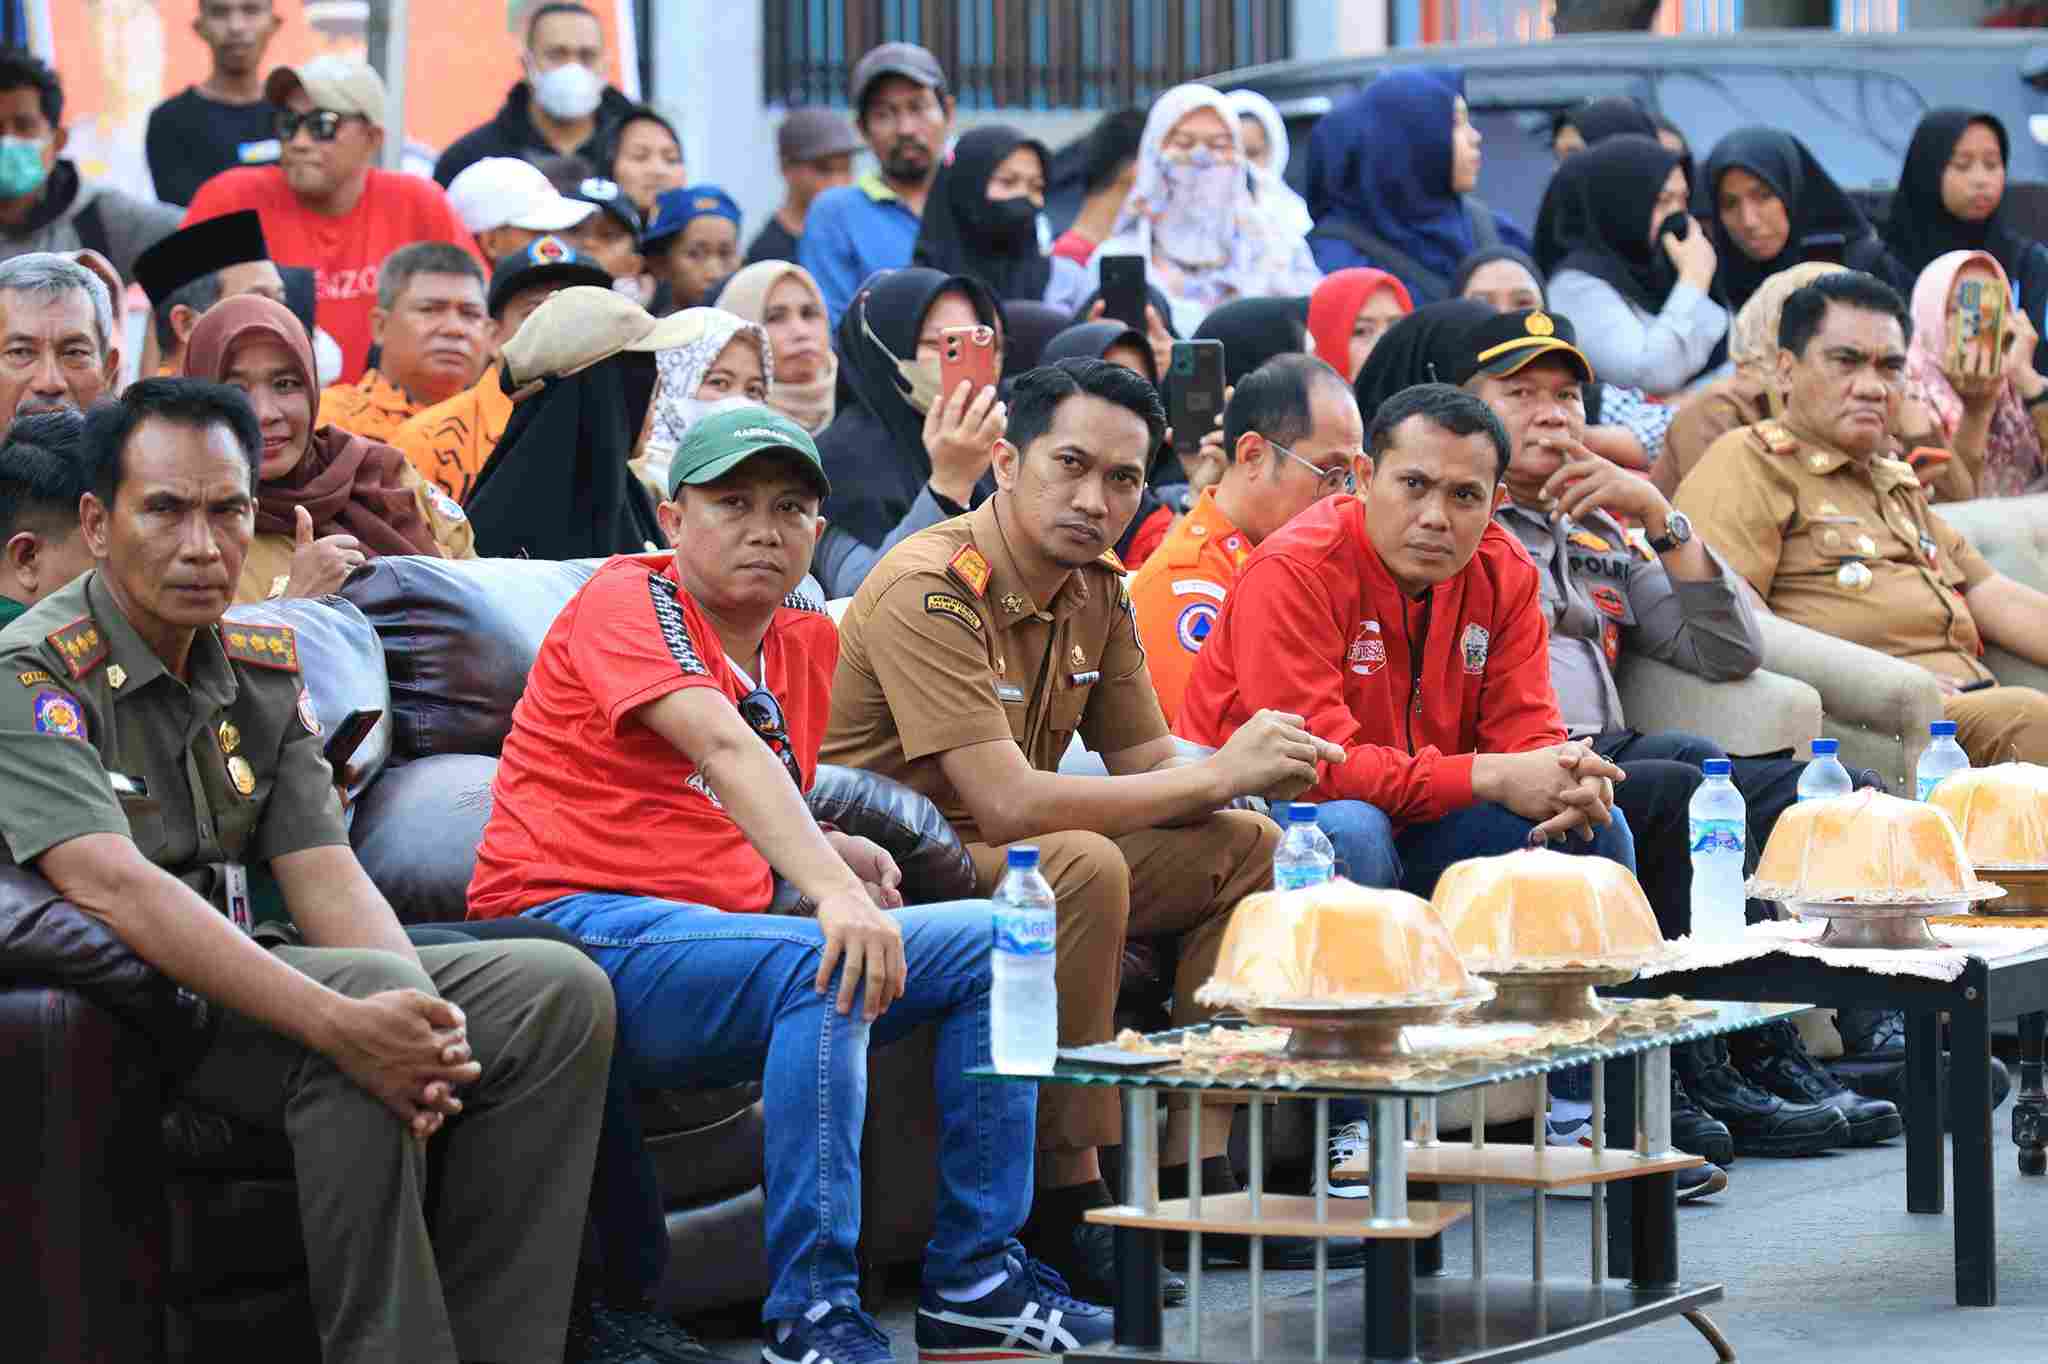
[1305,68,1520,300]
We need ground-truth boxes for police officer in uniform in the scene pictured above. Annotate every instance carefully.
[0,380,614,1364]
[823,359,1350,1296]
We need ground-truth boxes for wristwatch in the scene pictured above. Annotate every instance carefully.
[1647,509,1693,554]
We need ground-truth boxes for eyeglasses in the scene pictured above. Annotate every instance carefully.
[738,687,803,788]
[276,108,364,143]
[1268,439,1356,496]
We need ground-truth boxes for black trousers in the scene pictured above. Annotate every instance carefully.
[1591,730,1813,939]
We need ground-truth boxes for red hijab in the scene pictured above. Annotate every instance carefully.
[181,295,441,558]
[1307,268,1414,375]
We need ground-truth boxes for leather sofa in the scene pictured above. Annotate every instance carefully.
[2,556,977,1362]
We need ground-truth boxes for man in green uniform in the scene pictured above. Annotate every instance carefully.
[0,409,93,626]
[0,378,617,1364]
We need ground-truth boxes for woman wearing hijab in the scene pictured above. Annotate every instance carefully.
[630,308,772,499]
[1538,134,1726,394]
[181,296,469,603]
[811,268,1005,597]
[1193,295,1310,387]
[1551,96,1658,160]
[1885,109,2048,375]
[715,260,838,433]
[1907,250,2048,500]
[1085,83,1320,336]
[1227,88,1313,238]
[998,301,1074,381]
[1701,127,1905,315]
[1303,68,1528,306]
[1454,246,1546,312]
[1305,268,1413,381]
[1348,298,1498,420]
[912,124,1088,311]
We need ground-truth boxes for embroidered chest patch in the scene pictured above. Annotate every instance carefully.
[1461,623,1490,674]
[1347,620,1386,676]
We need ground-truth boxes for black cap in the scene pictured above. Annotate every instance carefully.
[1456,309,1595,386]
[487,236,614,318]
[569,175,644,245]
[132,210,269,306]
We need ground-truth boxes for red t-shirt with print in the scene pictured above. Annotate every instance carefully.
[466,553,838,919]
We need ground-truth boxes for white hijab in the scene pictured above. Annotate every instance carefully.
[1228,89,1312,238]
[634,308,771,495]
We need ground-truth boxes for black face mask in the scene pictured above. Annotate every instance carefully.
[1657,211,1691,243]
[977,194,1042,252]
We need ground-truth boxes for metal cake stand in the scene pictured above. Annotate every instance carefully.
[1789,898,1970,949]
[1468,964,1644,1023]
[1975,866,2048,916]
[1244,986,1496,1058]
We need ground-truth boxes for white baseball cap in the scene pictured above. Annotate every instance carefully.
[447,157,597,235]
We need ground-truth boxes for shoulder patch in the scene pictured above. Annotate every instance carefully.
[1096,546,1127,574]
[16,669,52,687]
[32,688,85,740]
[782,591,825,614]
[924,591,984,635]
[1752,420,1801,456]
[947,544,992,597]
[425,483,468,523]
[222,624,300,672]
[45,615,107,680]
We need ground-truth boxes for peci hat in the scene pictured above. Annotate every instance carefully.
[778,107,865,164]
[264,56,388,128]
[665,405,830,501]
[448,157,596,235]
[487,236,614,318]
[569,175,645,244]
[133,210,268,306]
[643,185,742,249]
[849,42,946,116]
[1457,309,1595,386]
[501,285,725,385]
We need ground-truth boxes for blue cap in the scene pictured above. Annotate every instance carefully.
[644,183,742,248]
[1932,720,1958,737]
[1288,802,1318,823]
[1702,758,1732,777]
[1812,738,1838,756]
[1007,845,1039,870]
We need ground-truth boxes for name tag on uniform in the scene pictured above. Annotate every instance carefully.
[996,682,1025,702]
[237,137,282,164]
[223,862,252,934]
[1071,670,1101,687]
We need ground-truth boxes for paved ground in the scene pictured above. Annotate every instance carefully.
[680,1086,2048,1362]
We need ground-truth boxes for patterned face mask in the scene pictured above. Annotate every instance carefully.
[1153,151,1241,267]
[860,296,944,414]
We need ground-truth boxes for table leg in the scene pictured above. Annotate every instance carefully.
[1905,1010,1945,1216]
[1630,1047,1679,1291]
[1364,1240,1417,1364]
[1602,1053,1637,1281]
[1950,978,1995,1308]
[1114,1090,1163,1349]
[2014,1012,2047,1178]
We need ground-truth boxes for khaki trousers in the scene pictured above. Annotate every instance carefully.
[1945,685,2048,769]
[967,809,1279,1152]
[176,939,615,1364]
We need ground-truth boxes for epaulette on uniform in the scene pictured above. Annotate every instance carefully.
[1750,419,1802,457]
[221,623,301,672]
[45,616,107,680]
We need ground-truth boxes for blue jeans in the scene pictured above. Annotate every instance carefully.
[533,894,1032,1324]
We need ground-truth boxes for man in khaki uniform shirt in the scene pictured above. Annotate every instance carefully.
[824,359,1349,1293]
[1676,270,2048,769]
[0,379,613,1364]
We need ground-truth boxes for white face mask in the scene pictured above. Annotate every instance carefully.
[529,60,604,121]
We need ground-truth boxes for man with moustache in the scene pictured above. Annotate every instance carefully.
[318,243,491,445]
[799,43,956,325]
[0,252,117,434]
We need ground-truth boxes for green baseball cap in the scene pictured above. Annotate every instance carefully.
[665,406,832,502]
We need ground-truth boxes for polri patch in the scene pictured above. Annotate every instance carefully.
[32,689,84,740]
[947,545,992,597]
[925,592,983,635]
[45,616,106,679]
[222,624,300,672]
[1591,585,1627,620]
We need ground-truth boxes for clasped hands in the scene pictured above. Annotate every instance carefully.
[1476,740,1627,845]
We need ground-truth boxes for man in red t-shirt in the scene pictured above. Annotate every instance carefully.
[1178,382,1635,897]
[467,407,1110,1364]
[182,58,479,384]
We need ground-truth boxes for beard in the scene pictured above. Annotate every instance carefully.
[880,139,934,183]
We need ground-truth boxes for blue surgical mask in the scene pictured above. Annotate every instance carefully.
[0,137,48,199]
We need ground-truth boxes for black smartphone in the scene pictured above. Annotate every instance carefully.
[1167,340,1226,455]
[322,707,384,769]
[1959,678,1998,694]
[1656,211,1690,243]
[1804,231,1848,264]
[1099,254,1147,332]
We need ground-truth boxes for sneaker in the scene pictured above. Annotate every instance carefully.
[1545,1114,1593,1148]
[763,1303,895,1364]
[1677,1162,1729,1202]
[566,1298,664,1364]
[1327,1119,1372,1199]
[916,1255,1113,1360]
[1676,1037,1851,1157]
[1732,1020,1903,1146]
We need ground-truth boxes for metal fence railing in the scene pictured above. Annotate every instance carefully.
[764,0,1293,111]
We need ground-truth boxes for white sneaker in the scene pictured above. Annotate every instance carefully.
[1327,1119,1372,1199]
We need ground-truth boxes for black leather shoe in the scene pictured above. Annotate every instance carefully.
[1830,1052,2013,1126]
[1163,1228,1368,1270]
[1835,1007,1907,1061]
[1675,1037,1851,1156]
[1672,1066,1734,1167]
[1026,1217,1188,1307]
[1676,1161,1729,1202]
[1731,1021,1903,1146]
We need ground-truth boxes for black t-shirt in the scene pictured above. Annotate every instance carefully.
[745,217,801,267]
[145,88,281,207]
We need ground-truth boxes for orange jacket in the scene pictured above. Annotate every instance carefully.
[319,368,420,445]
[390,363,516,504]
[1126,488,1254,727]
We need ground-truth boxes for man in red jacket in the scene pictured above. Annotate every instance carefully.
[1178,382,1633,897]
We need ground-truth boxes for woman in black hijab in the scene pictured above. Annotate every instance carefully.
[1701,127,1906,313]
[913,124,1087,308]
[1884,108,2048,373]
[1537,134,1726,393]
[1350,298,1497,420]
[1552,97,1656,159]
[1000,300,1073,381]
[1193,295,1311,387]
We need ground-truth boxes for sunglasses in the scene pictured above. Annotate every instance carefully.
[738,687,803,788]
[276,108,365,143]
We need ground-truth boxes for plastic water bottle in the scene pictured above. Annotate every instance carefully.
[1917,721,1971,801]
[1688,760,1748,945]
[991,846,1058,1075]
[1797,738,1854,803]
[1273,802,1337,890]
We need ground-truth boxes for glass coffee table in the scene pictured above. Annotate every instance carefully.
[971,1000,1806,1363]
